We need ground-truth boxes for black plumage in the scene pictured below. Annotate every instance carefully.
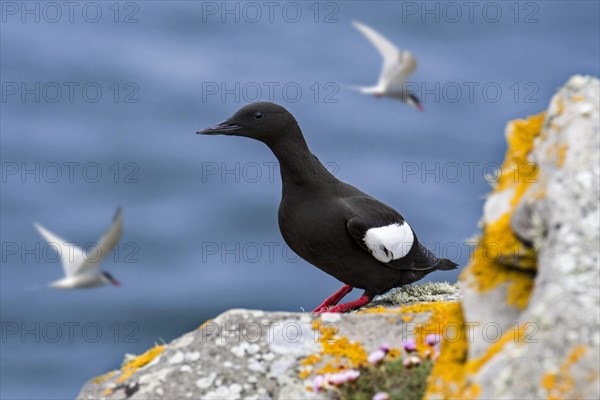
[198,102,457,312]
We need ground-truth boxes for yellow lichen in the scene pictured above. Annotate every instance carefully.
[464,324,529,374]
[300,353,322,366]
[545,142,569,168]
[542,345,587,400]
[298,319,369,379]
[116,345,165,384]
[399,302,460,350]
[98,345,167,396]
[570,94,585,102]
[358,304,420,326]
[359,305,387,314]
[419,302,472,399]
[557,144,568,167]
[461,113,546,310]
[92,370,117,384]
[319,333,368,369]
[299,368,312,379]
[198,319,213,330]
[556,97,565,115]
[317,361,346,374]
[387,348,401,360]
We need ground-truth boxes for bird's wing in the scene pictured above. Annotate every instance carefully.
[34,223,85,277]
[341,84,381,94]
[344,196,428,270]
[385,51,417,89]
[76,208,123,275]
[352,21,417,89]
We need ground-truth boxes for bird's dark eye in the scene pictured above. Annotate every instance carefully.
[253,111,264,120]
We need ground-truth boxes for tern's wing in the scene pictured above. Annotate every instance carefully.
[341,84,381,94]
[34,223,85,277]
[352,21,417,89]
[77,208,123,275]
[385,51,417,89]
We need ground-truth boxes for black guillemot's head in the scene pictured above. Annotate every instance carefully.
[197,102,303,146]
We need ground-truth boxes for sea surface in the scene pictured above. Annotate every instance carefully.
[1,1,599,398]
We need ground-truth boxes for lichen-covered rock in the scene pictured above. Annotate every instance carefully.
[77,284,460,400]
[426,75,600,399]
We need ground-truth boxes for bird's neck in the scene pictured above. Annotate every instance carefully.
[268,134,336,190]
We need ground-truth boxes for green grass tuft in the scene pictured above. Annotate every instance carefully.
[336,358,433,400]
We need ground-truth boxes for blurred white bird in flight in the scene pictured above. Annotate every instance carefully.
[34,208,122,289]
[349,21,423,110]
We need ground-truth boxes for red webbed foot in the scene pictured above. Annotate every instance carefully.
[315,293,372,313]
[312,284,353,313]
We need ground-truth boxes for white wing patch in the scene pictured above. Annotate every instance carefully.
[363,222,414,263]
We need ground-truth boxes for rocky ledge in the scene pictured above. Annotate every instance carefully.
[78,283,459,399]
[79,76,599,400]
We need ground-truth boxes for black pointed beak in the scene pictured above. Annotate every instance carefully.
[196,121,241,135]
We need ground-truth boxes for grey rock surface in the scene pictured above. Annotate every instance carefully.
[469,76,600,399]
[78,290,453,400]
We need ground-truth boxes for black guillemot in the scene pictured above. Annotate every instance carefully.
[197,102,457,312]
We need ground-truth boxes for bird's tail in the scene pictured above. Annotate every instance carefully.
[435,258,459,271]
[412,243,459,271]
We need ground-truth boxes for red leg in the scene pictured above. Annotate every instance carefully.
[312,285,353,313]
[318,293,372,313]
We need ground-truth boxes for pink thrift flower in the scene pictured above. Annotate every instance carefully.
[325,369,360,386]
[344,369,360,381]
[403,337,417,352]
[367,349,386,364]
[312,375,326,392]
[379,342,390,353]
[423,348,432,359]
[372,392,391,400]
[328,373,347,386]
[403,355,422,368]
[425,334,441,346]
[410,355,422,365]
